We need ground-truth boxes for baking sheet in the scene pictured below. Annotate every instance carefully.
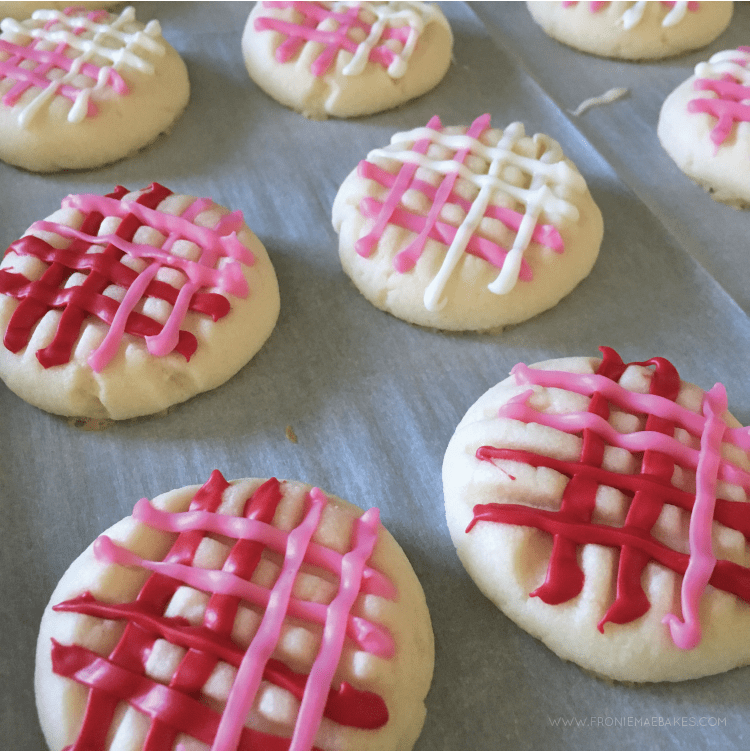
[0,2,748,749]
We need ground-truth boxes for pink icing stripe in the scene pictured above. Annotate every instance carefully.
[93,535,395,658]
[355,114,442,258]
[499,389,749,490]
[561,1,698,12]
[511,363,750,451]
[130,498,396,599]
[211,493,324,751]
[662,384,730,649]
[289,503,382,751]
[87,261,160,372]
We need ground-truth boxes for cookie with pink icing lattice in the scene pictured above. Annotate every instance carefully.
[332,114,603,331]
[443,347,749,682]
[0,183,280,420]
[526,1,733,60]
[0,5,189,171]
[241,1,452,119]
[35,472,435,751]
[658,47,750,209]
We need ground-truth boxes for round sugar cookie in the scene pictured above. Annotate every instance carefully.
[443,347,750,682]
[331,114,603,332]
[0,5,189,172]
[0,2,121,21]
[658,47,750,209]
[526,1,733,60]
[241,1,453,119]
[0,182,280,420]
[35,471,435,751]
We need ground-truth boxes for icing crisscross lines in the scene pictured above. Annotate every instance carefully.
[0,5,164,125]
[467,347,750,650]
[50,471,395,751]
[355,114,585,311]
[0,183,254,372]
[254,1,440,78]
[688,47,750,151]
[561,1,699,28]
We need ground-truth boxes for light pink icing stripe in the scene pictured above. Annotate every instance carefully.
[87,261,160,371]
[130,498,396,599]
[499,389,750,490]
[289,502,383,751]
[662,384,730,649]
[512,363,750,451]
[211,493,324,751]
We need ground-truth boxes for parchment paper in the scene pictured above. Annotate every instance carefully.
[0,3,748,750]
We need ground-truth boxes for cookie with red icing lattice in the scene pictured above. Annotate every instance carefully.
[658,47,750,209]
[35,472,435,751]
[526,2,733,60]
[0,183,280,420]
[0,5,189,171]
[332,114,603,331]
[241,1,452,119]
[443,347,749,681]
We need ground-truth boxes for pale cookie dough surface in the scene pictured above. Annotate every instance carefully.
[332,115,603,332]
[443,350,750,682]
[526,1,733,60]
[0,2,121,21]
[0,183,280,420]
[35,473,435,751]
[658,47,750,209]
[0,5,190,172]
[241,1,453,119]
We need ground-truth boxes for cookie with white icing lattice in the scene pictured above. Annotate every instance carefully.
[0,5,189,172]
[443,347,750,682]
[241,1,452,119]
[658,47,750,209]
[0,182,280,420]
[526,1,733,60]
[35,472,435,751]
[332,114,603,331]
[0,2,120,21]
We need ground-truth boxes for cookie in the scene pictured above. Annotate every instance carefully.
[0,2,120,21]
[526,1,733,60]
[0,5,189,172]
[658,47,750,209]
[331,114,603,332]
[443,347,749,682]
[0,182,280,420]
[35,471,435,751]
[241,1,452,119]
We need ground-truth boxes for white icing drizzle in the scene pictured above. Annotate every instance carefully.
[332,1,442,78]
[7,5,166,125]
[620,0,691,30]
[367,122,586,311]
[694,48,751,87]
[569,87,629,116]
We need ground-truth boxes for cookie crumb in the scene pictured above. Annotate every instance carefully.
[285,425,298,443]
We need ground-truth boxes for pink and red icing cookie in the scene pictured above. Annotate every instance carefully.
[0,183,280,420]
[0,5,189,171]
[241,1,452,119]
[443,347,749,681]
[658,47,750,208]
[35,472,435,751]
[332,114,603,331]
[526,1,733,60]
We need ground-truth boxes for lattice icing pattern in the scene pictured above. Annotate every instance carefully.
[689,47,750,151]
[48,472,397,751]
[355,114,586,312]
[0,5,165,125]
[467,347,749,650]
[254,1,442,78]
[0,182,254,372]
[561,1,700,29]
